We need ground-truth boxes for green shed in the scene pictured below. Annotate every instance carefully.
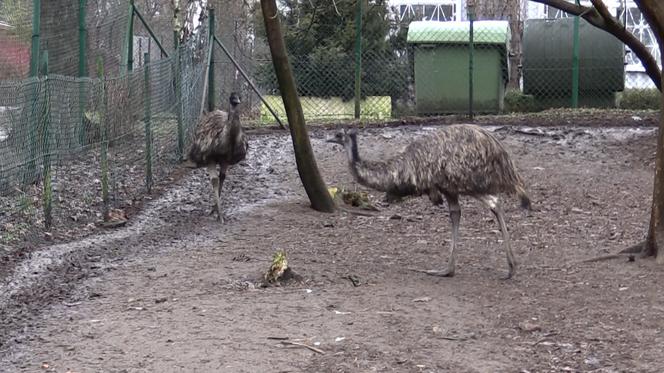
[522,18,625,108]
[407,20,510,115]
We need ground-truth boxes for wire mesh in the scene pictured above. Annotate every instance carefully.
[0,3,210,243]
[0,0,32,80]
[0,0,661,243]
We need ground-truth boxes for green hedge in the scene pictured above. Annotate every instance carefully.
[617,89,660,110]
[504,90,539,113]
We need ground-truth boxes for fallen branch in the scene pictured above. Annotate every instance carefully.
[576,253,636,264]
[278,340,325,354]
[337,206,381,217]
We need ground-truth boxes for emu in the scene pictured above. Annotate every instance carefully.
[326,125,530,279]
[188,92,248,222]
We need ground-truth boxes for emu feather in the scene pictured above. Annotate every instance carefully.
[188,93,248,222]
[326,125,531,279]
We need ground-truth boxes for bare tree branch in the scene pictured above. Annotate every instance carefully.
[530,0,661,90]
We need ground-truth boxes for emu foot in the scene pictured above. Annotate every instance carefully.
[208,206,225,223]
[409,268,455,277]
[423,268,455,277]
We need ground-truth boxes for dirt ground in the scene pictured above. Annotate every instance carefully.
[1,116,664,372]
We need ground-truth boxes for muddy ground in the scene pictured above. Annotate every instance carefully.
[1,115,663,372]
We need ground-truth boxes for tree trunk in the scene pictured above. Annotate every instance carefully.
[259,0,335,213]
[638,0,664,261]
[475,0,522,88]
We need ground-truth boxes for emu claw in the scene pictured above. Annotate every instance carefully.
[409,268,455,277]
[423,269,455,277]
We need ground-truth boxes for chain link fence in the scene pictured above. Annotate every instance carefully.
[0,0,661,245]
[0,0,211,246]
[241,1,659,124]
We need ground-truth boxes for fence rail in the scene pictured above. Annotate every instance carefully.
[0,1,660,241]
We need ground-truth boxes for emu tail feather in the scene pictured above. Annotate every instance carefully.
[188,142,206,167]
[515,184,531,210]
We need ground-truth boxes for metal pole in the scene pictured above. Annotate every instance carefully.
[29,0,41,77]
[78,0,88,76]
[571,0,580,108]
[213,36,286,129]
[78,0,88,145]
[41,50,52,229]
[26,0,41,182]
[354,0,363,119]
[144,52,153,192]
[97,56,109,217]
[133,6,170,58]
[200,36,214,117]
[468,4,475,120]
[207,7,216,112]
[173,1,185,159]
[126,0,135,72]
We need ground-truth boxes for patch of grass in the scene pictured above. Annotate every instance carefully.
[617,89,660,110]
[504,90,539,113]
[259,95,392,125]
[1,222,30,245]
[18,192,35,216]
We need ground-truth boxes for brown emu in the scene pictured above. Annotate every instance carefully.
[326,125,530,279]
[189,92,248,222]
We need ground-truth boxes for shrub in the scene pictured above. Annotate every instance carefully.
[617,89,660,110]
[504,90,539,113]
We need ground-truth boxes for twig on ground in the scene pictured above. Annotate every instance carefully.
[576,253,635,264]
[278,340,325,354]
[337,206,381,217]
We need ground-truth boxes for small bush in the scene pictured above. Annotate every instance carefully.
[504,90,539,113]
[617,89,660,110]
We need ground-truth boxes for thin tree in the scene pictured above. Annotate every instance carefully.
[259,0,336,213]
[533,0,664,261]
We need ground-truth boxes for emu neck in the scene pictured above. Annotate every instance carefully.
[345,138,392,193]
[347,136,360,164]
[228,105,242,138]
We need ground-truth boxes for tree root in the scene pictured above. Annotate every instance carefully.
[336,206,381,217]
[576,241,650,264]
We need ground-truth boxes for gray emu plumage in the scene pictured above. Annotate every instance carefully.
[326,124,530,279]
[188,92,248,222]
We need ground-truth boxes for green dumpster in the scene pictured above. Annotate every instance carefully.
[522,18,625,108]
[407,20,510,115]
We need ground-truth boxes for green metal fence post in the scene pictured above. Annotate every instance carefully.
[468,2,475,120]
[97,56,109,217]
[144,52,153,192]
[29,0,41,77]
[207,6,216,112]
[125,0,135,73]
[173,4,185,159]
[40,51,52,229]
[571,0,580,108]
[25,0,41,182]
[78,0,88,145]
[354,0,363,119]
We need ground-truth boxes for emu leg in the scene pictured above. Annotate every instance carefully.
[206,164,223,222]
[216,164,229,221]
[425,193,460,277]
[480,195,516,279]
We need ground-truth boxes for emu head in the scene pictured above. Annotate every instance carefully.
[325,128,357,147]
[229,92,241,107]
[326,129,360,163]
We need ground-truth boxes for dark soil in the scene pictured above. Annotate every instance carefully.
[1,113,663,372]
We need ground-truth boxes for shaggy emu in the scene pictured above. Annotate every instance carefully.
[326,125,530,279]
[188,92,248,222]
